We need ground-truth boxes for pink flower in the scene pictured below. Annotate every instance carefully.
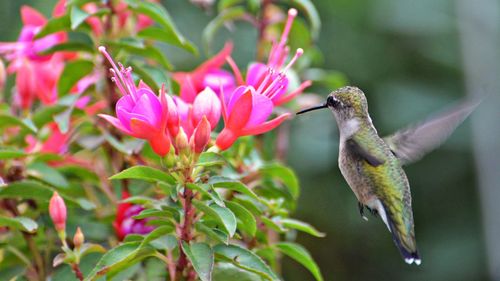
[26,122,70,155]
[173,42,235,103]
[0,3,69,108]
[190,116,211,153]
[98,46,171,156]
[113,191,154,241]
[215,84,291,151]
[49,192,67,232]
[232,9,312,106]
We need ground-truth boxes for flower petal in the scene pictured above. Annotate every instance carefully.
[130,118,158,139]
[246,62,267,87]
[240,113,291,136]
[193,87,221,129]
[21,6,47,26]
[274,80,312,106]
[246,93,273,128]
[98,114,133,135]
[226,90,253,132]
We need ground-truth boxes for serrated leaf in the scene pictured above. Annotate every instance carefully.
[209,177,260,202]
[274,242,323,281]
[57,60,94,96]
[0,115,37,133]
[214,244,280,281]
[181,242,214,281]
[0,216,38,233]
[279,218,325,237]
[260,163,299,199]
[70,6,90,29]
[193,200,237,237]
[35,15,71,39]
[0,149,27,160]
[202,7,246,53]
[110,166,175,185]
[225,201,256,237]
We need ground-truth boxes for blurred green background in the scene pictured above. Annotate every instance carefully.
[1,1,499,280]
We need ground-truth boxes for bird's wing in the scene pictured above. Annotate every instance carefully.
[346,136,385,166]
[383,99,480,165]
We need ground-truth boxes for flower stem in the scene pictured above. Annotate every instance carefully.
[71,263,84,281]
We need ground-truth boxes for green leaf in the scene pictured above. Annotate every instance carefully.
[217,0,244,11]
[209,177,260,202]
[0,180,95,210]
[133,209,172,220]
[196,152,226,167]
[57,60,94,96]
[279,218,325,237]
[128,62,160,91]
[290,0,321,40]
[126,0,196,54]
[110,166,175,185]
[27,162,69,189]
[0,149,27,160]
[213,262,262,281]
[35,15,71,39]
[32,105,66,128]
[195,222,229,245]
[108,41,173,70]
[193,200,237,237]
[202,7,246,53]
[274,242,323,281]
[225,201,256,237]
[181,242,214,281]
[0,115,37,133]
[214,244,280,281]
[84,242,156,281]
[137,27,197,54]
[70,6,90,30]
[260,163,300,199]
[0,216,38,233]
[187,183,225,207]
[39,42,96,55]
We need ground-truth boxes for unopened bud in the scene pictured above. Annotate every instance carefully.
[49,192,67,232]
[174,128,189,154]
[73,227,84,249]
[190,116,211,154]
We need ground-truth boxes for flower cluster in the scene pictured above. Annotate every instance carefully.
[99,8,309,155]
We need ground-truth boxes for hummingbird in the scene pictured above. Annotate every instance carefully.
[296,86,479,265]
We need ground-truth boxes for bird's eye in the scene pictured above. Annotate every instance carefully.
[327,96,340,108]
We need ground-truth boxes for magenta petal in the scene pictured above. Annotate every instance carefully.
[227,86,251,113]
[193,87,221,129]
[131,89,162,125]
[173,96,190,122]
[202,69,235,95]
[117,108,150,131]
[246,63,267,87]
[99,114,133,135]
[246,93,273,128]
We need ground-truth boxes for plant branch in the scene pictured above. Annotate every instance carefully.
[71,263,84,281]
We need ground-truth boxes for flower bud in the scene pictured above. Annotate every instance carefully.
[174,127,189,154]
[73,227,84,249]
[192,87,221,130]
[0,59,5,92]
[49,192,67,232]
[190,116,211,154]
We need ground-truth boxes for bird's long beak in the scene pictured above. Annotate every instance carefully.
[296,103,328,115]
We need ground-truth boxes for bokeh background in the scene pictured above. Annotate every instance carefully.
[1,1,499,281]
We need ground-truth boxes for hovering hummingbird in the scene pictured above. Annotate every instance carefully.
[296,86,479,265]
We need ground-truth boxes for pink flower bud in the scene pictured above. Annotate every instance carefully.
[190,116,211,154]
[192,87,221,129]
[49,192,66,232]
[73,227,84,249]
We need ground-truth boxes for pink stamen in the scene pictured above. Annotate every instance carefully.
[256,68,274,94]
[99,46,135,100]
[261,73,284,97]
[268,84,285,100]
[268,9,297,66]
[281,48,303,74]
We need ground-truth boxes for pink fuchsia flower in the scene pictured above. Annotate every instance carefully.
[49,192,67,232]
[0,3,69,108]
[173,42,235,103]
[215,84,291,151]
[98,46,172,156]
[232,9,312,106]
[26,122,70,155]
[113,191,154,241]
